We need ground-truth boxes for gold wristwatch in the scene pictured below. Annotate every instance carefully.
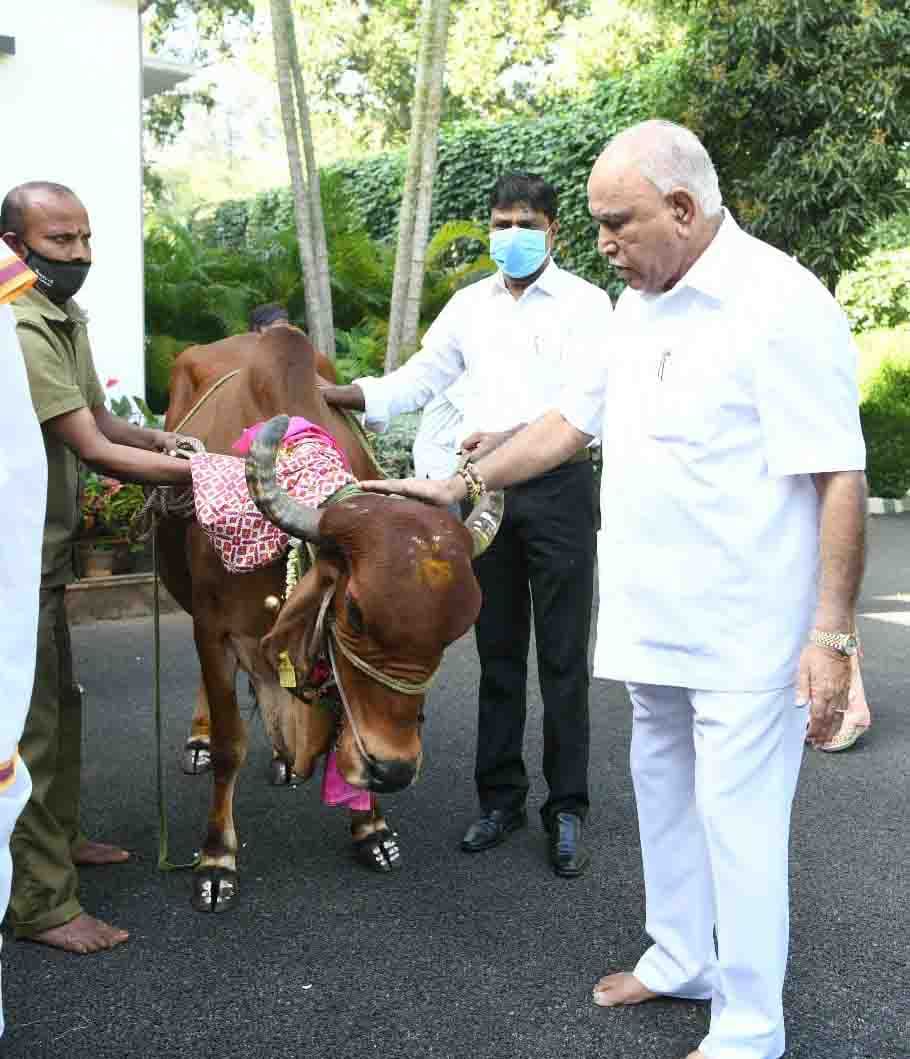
[808,629,859,656]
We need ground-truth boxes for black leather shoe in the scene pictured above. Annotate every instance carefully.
[460,808,527,853]
[548,811,589,878]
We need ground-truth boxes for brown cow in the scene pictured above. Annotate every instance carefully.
[157,326,502,912]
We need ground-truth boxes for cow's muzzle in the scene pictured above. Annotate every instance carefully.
[364,755,418,793]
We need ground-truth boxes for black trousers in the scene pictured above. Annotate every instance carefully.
[471,459,595,827]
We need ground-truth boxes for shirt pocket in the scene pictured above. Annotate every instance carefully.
[645,350,709,452]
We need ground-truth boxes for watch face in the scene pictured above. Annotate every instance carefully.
[844,635,859,656]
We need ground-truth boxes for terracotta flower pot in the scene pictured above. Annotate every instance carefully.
[77,537,134,579]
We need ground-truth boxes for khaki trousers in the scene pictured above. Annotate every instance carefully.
[9,588,85,937]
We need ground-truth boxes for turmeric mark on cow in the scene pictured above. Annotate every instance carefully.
[414,538,454,590]
[418,557,454,590]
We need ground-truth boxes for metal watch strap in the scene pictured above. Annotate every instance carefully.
[809,629,857,655]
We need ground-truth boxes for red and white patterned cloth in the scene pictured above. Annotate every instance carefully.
[191,420,354,573]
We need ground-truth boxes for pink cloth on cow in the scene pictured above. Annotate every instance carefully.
[190,426,355,573]
[231,416,350,469]
[321,749,372,810]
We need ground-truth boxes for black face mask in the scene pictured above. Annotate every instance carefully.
[24,246,91,304]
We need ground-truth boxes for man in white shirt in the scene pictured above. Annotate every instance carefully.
[361,123,867,1059]
[0,301,48,1037]
[323,173,613,876]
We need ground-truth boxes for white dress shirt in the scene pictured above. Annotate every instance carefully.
[560,213,866,691]
[358,261,612,442]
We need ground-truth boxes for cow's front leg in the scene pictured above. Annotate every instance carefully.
[350,798,402,873]
[193,634,247,913]
[182,680,212,774]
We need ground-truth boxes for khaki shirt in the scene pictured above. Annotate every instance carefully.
[14,288,105,587]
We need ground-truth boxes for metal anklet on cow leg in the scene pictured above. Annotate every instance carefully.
[191,865,239,913]
[269,753,298,786]
[182,737,212,775]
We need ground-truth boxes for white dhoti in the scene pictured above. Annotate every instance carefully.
[0,760,32,1037]
[626,683,807,1059]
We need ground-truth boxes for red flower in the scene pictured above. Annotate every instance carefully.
[106,377,120,388]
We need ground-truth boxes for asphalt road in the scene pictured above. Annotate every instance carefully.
[3,515,909,1059]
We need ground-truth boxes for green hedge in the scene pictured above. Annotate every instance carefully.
[860,357,910,498]
[202,62,674,296]
[837,248,910,333]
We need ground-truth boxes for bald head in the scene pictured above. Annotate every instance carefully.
[587,120,724,294]
[1,181,83,240]
[1,182,92,303]
[593,121,722,219]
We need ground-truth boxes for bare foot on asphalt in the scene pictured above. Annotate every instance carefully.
[72,839,130,865]
[592,971,658,1007]
[29,913,129,954]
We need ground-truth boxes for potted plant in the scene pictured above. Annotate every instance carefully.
[78,473,146,578]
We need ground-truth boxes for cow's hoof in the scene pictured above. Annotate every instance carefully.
[269,758,297,786]
[191,867,238,913]
[182,740,211,775]
[352,828,402,873]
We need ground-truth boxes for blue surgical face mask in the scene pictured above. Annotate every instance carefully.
[489,225,552,279]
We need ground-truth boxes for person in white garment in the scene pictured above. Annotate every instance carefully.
[360,121,867,1059]
[0,301,48,1037]
[323,173,612,877]
[411,376,472,483]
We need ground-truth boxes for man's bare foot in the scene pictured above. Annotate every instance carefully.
[592,971,659,1007]
[28,913,129,954]
[72,839,130,865]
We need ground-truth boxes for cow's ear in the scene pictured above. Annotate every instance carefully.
[261,560,339,673]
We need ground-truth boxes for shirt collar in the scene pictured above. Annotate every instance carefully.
[16,286,87,324]
[491,258,564,299]
[668,209,742,302]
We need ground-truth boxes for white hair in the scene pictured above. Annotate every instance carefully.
[605,120,723,218]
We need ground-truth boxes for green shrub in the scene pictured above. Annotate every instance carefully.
[145,334,192,414]
[837,248,910,333]
[369,413,420,479]
[856,325,910,396]
[868,211,910,252]
[860,357,910,498]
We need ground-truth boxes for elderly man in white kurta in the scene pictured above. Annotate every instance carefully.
[363,121,867,1059]
[0,302,47,1036]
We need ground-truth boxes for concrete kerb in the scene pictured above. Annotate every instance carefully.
[868,494,910,515]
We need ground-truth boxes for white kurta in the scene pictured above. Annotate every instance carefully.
[358,261,612,441]
[560,214,866,1059]
[0,303,47,1038]
[561,213,866,690]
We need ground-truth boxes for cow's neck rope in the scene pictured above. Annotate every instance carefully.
[172,368,242,433]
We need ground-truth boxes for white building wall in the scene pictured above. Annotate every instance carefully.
[0,1,144,398]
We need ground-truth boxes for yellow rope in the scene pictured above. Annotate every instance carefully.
[172,368,242,434]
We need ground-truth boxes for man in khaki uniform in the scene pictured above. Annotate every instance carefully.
[1,181,192,954]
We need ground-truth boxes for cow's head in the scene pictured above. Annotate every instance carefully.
[247,415,504,794]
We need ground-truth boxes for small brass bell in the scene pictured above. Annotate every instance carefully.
[264,594,281,614]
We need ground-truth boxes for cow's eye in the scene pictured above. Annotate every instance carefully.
[345,593,364,635]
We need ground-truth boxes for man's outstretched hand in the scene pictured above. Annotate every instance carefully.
[360,476,465,507]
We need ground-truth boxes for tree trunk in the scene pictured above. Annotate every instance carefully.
[269,0,333,355]
[385,0,437,374]
[400,0,450,358]
[285,9,335,356]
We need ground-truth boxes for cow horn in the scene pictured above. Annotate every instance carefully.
[463,490,505,558]
[245,414,324,542]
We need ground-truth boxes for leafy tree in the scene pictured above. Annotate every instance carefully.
[288,0,667,146]
[141,0,255,153]
[640,0,910,290]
